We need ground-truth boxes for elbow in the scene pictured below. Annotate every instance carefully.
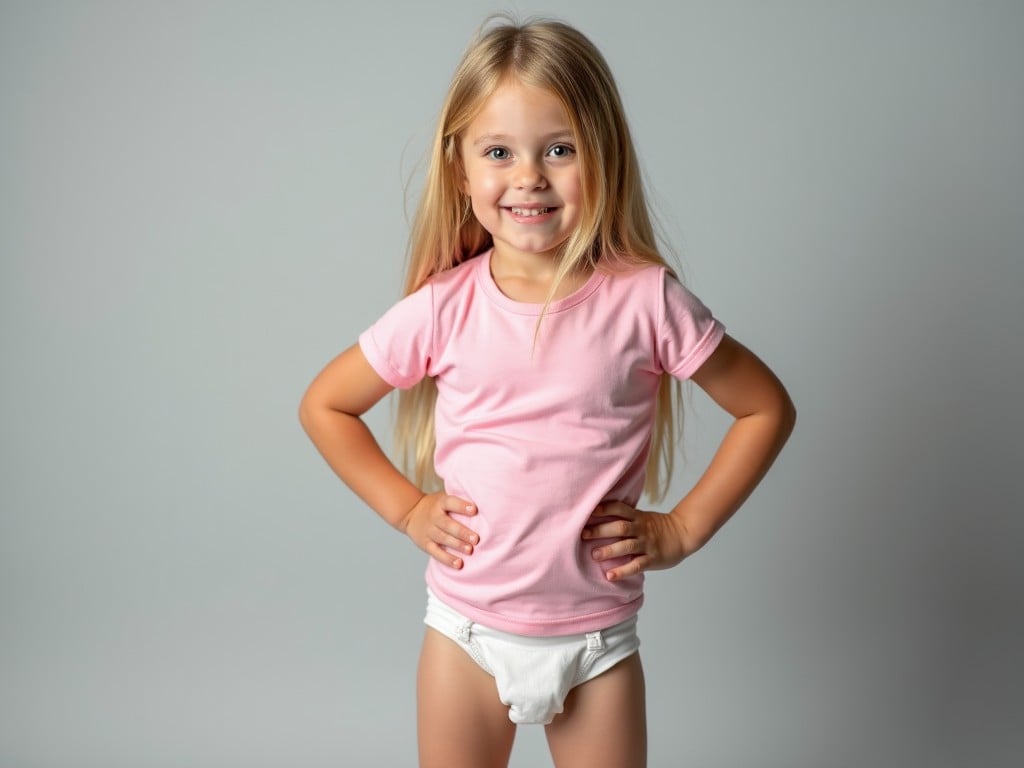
[297,391,319,435]
[777,389,797,442]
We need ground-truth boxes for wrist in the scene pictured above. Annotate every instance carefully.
[393,492,427,535]
[667,508,704,558]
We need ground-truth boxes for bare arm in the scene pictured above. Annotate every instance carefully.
[584,334,796,578]
[670,333,796,552]
[298,343,478,567]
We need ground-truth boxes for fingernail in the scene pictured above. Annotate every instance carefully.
[463,545,472,553]
[607,571,616,581]
[465,504,474,512]
[453,558,462,568]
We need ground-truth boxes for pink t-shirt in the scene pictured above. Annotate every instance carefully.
[359,249,725,635]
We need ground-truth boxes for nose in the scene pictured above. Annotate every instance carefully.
[514,160,548,190]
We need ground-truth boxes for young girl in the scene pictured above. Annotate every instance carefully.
[300,16,794,768]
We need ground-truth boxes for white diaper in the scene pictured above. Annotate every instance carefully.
[424,588,640,725]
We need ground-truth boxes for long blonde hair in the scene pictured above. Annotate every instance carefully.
[396,15,684,502]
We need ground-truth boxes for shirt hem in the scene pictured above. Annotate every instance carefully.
[424,573,644,637]
[669,320,726,380]
[358,330,417,389]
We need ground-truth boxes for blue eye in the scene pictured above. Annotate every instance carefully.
[486,147,510,160]
[548,144,574,158]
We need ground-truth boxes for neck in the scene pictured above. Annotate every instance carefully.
[488,247,591,303]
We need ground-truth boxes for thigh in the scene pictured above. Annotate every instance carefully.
[544,652,647,768]
[417,627,517,768]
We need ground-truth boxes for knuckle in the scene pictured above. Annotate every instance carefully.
[616,521,630,537]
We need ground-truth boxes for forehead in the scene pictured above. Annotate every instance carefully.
[462,81,573,142]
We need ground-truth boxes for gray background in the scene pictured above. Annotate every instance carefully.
[2,1,1022,766]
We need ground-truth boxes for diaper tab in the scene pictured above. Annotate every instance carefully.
[456,620,473,644]
[585,631,604,651]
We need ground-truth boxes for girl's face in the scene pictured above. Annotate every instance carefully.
[459,81,582,266]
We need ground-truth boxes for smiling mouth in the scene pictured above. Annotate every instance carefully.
[507,207,552,216]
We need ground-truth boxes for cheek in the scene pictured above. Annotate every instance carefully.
[568,175,583,205]
[474,175,504,201]
[555,171,583,207]
[466,178,504,214]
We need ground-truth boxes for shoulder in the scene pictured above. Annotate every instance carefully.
[600,261,680,296]
[597,261,671,317]
[424,255,482,297]
[598,260,718,332]
[380,255,481,323]
[604,261,713,312]
[421,254,490,333]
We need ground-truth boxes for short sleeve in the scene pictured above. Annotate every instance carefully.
[357,284,434,389]
[656,270,726,380]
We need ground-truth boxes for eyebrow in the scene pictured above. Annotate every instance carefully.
[471,131,575,147]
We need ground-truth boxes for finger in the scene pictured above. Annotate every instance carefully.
[584,503,638,529]
[438,497,480,545]
[582,518,634,540]
[442,495,477,516]
[591,536,643,561]
[425,540,465,570]
[432,526,476,554]
[585,501,623,521]
[433,514,480,546]
[597,501,635,518]
[606,556,648,581]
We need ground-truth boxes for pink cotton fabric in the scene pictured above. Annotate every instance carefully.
[359,250,725,635]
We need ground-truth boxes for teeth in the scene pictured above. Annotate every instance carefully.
[510,207,550,216]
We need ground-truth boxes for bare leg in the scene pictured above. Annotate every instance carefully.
[544,652,647,768]
[417,627,517,768]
